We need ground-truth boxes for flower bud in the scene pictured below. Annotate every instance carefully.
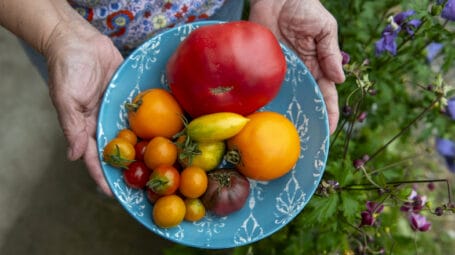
[342,105,353,117]
[431,4,443,16]
[357,111,368,122]
[353,159,365,169]
[434,207,443,216]
[341,51,351,65]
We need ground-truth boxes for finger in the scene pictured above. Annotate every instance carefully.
[316,18,346,84]
[53,98,90,161]
[317,77,339,134]
[84,137,113,197]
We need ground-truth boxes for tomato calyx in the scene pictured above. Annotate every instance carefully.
[224,149,241,165]
[175,135,201,166]
[105,144,135,168]
[124,99,143,113]
[147,178,170,191]
[210,169,236,188]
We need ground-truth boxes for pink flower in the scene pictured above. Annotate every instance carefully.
[409,213,431,232]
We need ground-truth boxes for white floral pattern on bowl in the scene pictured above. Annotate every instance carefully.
[97,21,329,249]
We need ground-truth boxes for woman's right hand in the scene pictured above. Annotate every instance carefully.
[44,19,123,196]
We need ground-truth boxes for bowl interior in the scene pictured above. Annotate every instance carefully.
[97,20,329,249]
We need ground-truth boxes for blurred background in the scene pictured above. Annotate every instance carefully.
[0,26,175,255]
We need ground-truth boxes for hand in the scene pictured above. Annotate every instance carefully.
[44,20,123,196]
[249,0,345,134]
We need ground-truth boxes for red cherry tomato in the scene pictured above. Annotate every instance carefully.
[147,165,180,195]
[166,21,286,117]
[134,140,149,161]
[123,161,152,189]
[146,187,162,204]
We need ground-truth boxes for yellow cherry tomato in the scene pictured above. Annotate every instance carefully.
[153,195,186,228]
[179,166,208,198]
[102,137,136,168]
[184,198,206,222]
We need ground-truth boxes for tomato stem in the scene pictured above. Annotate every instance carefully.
[124,99,142,112]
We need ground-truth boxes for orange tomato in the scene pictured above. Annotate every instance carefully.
[179,166,208,198]
[153,195,186,228]
[126,88,184,139]
[226,111,300,181]
[102,137,136,168]
[184,198,206,222]
[117,128,138,145]
[144,136,178,170]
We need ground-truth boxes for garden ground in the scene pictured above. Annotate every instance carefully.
[0,26,174,255]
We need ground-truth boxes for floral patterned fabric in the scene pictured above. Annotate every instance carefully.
[68,0,225,54]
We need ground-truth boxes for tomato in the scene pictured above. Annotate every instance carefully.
[186,112,249,142]
[126,88,184,139]
[117,128,138,145]
[134,140,149,161]
[177,136,225,171]
[153,195,186,228]
[103,137,136,168]
[179,166,208,198]
[201,168,250,216]
[123,161,152,189]
[146,187,162,204]
[166,21,286,117]
[184,198,206,222]
[226,111,301,181]
[147,165,180,195]
[144,136,178,170]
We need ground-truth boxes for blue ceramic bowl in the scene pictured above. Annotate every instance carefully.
[97,21,329,249]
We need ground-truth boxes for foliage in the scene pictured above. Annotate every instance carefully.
[165,0,455,254]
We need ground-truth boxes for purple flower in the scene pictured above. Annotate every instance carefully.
[441,0,455,21]
[393,10,422,35]
[360,211,375,226]
[400,190,427,213]
[403,19,422,35]
[393,10,416,25]
[426,42,444,62]
[435,138,455,173]
[375,10,421,56]
[375,32,398,56]
[446,97,455,120]
[409,213,432,232]
[360,201,384,227]
[366,201,384,213]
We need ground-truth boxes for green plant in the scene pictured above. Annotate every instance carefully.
[165,1,455,254]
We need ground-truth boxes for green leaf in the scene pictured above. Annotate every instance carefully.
[340,192,360,221]
[308,194,339,223]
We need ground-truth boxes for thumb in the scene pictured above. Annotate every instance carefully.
[317,25,346,84]
[55,101,89,161]
[317,77,339,134]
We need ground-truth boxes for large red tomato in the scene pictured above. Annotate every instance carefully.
[166,21,286,117]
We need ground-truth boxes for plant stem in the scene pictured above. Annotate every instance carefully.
[368,153,423,175]
[364,95,441,165]
[360,166,383,190]
[343,91,365,159]
[330,117,347,150]
[342,178,452,205]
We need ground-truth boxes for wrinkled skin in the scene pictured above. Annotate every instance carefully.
[249,0,346,134]
[45,19,123,196]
